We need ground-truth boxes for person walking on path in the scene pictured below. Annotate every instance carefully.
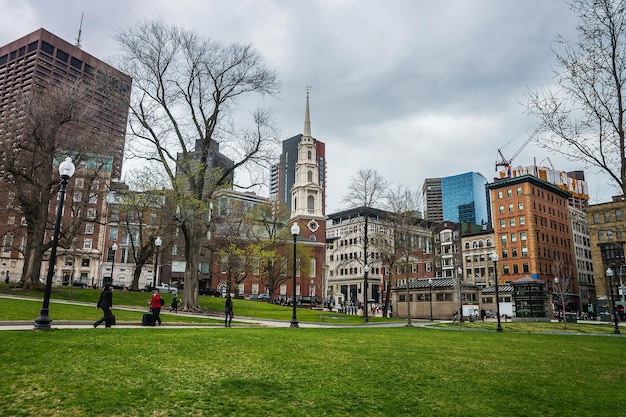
[149,290,163,326]
[94,284,113,328]
[225,295,234,327]
[170,294,179,313]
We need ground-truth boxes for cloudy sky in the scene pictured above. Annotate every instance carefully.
[1,0,614,212]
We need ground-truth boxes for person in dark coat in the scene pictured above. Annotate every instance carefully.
[94,284,113,328]
[225,295,234,327]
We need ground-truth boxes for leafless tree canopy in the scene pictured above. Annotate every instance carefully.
[115,21,280,310]
[527,0,626,196]
[341,168,388,209]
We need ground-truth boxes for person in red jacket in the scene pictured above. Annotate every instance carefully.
[149,290,163,326]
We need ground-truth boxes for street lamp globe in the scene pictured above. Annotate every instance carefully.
[59,157,76,178]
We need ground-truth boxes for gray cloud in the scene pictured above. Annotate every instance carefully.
[2,0,614,212]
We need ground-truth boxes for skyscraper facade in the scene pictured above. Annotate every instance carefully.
[422,178,443,222]
[441,172,491,226]
[0,28,131,179]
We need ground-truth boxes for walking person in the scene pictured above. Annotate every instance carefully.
[225,294,234,327]
[149,290,163,326]
[170,294,179,313]
[94,284,113,328]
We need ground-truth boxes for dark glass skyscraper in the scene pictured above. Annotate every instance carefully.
[441,172,491,225]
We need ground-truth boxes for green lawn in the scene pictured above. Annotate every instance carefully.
[0,326,624,417]
[0,286,391,324]
[1,288,625,416]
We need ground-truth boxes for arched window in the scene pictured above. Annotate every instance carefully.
[307,171,313,182]
[478,240,484,248]
[307,195,315,211]
[473,241,479,248]
[464,242,470,250]
[486,238,493,247]
[307,150,312,159]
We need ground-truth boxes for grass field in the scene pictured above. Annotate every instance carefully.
[1,326,624,417]
[1,286,625,416]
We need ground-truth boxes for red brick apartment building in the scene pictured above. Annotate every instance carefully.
[487,175,578,304]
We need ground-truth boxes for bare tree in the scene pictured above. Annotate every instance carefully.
[0,74,122,288]
[342,168,388,320]
[527,0,626,196]
[115,21,279,311]
[553,259,575,329]
[381,185,430,324]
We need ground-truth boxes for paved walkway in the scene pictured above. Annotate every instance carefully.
[0,294,412,330]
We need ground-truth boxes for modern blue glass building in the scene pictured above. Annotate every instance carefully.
[441,172,491,226]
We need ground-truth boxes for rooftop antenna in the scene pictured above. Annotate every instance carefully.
[75,13,84,48]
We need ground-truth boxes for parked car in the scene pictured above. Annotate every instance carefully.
[257,293,270,300]
[199,287,221,297]
[71,280,88,288]
[155,284,178,294]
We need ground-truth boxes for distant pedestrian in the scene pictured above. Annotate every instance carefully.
[225,295,234,327]
[149,290,163,326]
[94,284,114,328]
[170,295,179,313]
[4,275,8,285]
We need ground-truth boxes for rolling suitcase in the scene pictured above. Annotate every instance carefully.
[142,312,154,326]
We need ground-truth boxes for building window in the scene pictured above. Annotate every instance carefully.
[519,217,525,225]
[507,189,512,197]
[109,227,118,241]
[518,202,523,210]
[508,204,514,212]
[523,263,529,273]
[513,264,519,274]
[503,265,510,275]
[499,206,504,214]
[2,234,12,253]
[520,231,526,241]
[83,239,92,249]
[310,259,316,278]
[500,220,506,228]
[516,187,522,195]
[593,213,601,223]
[604,212,611,222]
[498,191,503,199]
[7,216,15,225]
[85,223,94,234]
[73,192,82,202]
[89,194,98,204]
[87,208,96,219]
[111,209,120,221]
[509,218,515,227]
[500,234,507,244]
[616,209,623,221]
[82,258,90,267]
[75,178,84,188]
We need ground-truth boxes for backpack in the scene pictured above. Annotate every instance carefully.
[159,297,165,306]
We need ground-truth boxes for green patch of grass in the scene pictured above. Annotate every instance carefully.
[0,327,624,416]
[434,320,620,334]
[0,286,397,324]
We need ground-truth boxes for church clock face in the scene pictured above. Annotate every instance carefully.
[307,219,319,232]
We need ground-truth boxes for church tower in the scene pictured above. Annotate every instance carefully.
[288,89,326,300]
[290,89,326,242]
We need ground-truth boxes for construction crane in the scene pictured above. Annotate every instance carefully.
[495,124,543,177]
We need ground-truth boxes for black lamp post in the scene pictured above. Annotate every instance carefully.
[491,253,503,332]
[428,278,433,321]
[606,267,621,334]
[34,157,75,330]
[457,266,464,323]
[363,264,370,323]
[154,236,162,288]
[290,222,300,328]
[110,242,118,286]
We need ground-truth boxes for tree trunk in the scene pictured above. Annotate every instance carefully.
[181,224,203,311]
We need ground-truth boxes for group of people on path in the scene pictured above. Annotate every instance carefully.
[93,286,235,328]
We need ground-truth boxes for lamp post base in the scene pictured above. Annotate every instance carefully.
[290,319,299,328]
[34,311,52,330]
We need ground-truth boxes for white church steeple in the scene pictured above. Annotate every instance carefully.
[291,88,324,221]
